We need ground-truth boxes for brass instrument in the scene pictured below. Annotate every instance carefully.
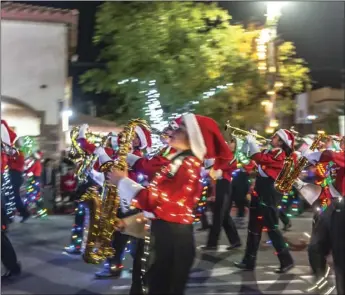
[69,126,109,183]
[1,142,18,156]
[275,133,325,194]
[81,118,150,264]
[225,121,270,145]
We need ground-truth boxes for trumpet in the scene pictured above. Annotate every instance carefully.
[225,121,270,145]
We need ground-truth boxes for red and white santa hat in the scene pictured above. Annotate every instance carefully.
[169,114,233,161]
[135,125,152,151]
[275,129,295,150]
[1,120,17,146]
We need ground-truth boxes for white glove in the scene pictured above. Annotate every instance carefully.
[90,169,105,186]
[301,147,313,158]
[247,140,260,157]
[245,134,256,144]
[78,124,89,139]
[94,147,112,164]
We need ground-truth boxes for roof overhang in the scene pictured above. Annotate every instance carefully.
[1,2,79,55]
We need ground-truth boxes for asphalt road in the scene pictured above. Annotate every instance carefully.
[2,213,336,295]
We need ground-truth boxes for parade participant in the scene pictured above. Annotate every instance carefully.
[1,120,21,279]
[201,138,241,251]
[229,137,256,229]
[76,124,153,279]
[8,148,30,222]
[296,136,345,294]
[102,113,234,294]
[25,151,45,217]
[234,129,296,273]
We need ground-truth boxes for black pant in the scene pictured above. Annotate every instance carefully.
[1,231,19,272]
[108,231,133,267]
[9,170,28,217]
[206,179,240,247]
[308,199,344,294]
[275,190,290,226]
[130,238,145,295]
[232,172,249,218]
[145,220,195,295]
[242,177,293,267]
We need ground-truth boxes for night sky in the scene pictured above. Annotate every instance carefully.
[22,1,345,109]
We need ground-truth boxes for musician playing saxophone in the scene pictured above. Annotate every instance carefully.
[101,114,234,294]
[297,136,345,295]
[77,123,153,279]
[234,129,296,273]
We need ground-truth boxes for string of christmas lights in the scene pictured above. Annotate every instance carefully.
[64,201,85,254]
[193,176,210,223]
[24,158,47,218]
[1,165,16,221]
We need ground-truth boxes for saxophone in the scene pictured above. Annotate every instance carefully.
[81,119,150,264]
[274,133,325,194]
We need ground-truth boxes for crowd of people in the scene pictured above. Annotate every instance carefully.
[1,116,344,295]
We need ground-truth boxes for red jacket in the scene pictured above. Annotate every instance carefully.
[77,138,116,171]
[124,152,203,224]
[241,160,257,174]
[26,159,42,177]
[213,157,237,182]
[251,148,286,180]
[1,152,8,174]
[8,151,25,172]
[60,173,77,192]
[318,150,345,196]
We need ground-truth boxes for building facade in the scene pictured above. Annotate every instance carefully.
[1,2,78,158]
[295,87,345,134]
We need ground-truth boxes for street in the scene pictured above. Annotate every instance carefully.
[2,213,335,295]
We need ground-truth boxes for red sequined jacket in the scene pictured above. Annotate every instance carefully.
[26,159,42,177]
[119,151,203,224]
[314,150,345,197]
[251,148,286,180]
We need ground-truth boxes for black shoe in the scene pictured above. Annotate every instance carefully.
[95,266,123,279]
[2,262,21,279]
[274,263,294,274]
[196,227,209,232]
[226,243,242,250]
[282,222,292,231]
[199,245,218,251]
[233,261,254,271]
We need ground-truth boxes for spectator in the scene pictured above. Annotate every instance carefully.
[58,166,77,213]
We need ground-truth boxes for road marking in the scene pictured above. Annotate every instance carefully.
[112,279,306,291]
[204,291,303,294]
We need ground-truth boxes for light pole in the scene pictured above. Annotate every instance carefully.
[264,2,286,133]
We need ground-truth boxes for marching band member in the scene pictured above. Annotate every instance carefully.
[8,148,30,222]
[1,120,21,279]
[77,123,153,279]
[201,138,241,251]
[101,114,234,294]
[296,136,344,294]
[234,129,296,273]
[229,137,256,229]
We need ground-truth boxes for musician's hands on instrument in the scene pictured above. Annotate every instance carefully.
[114,220,126,232]
[245,134,256,144]
[106,168,128,185]
[79,124,89,138]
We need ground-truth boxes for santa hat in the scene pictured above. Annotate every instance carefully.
[34,151,43,160]
[1,120,17,146]
[169,114,233,161]
[135,126,152,151]
[275,129,295,150]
